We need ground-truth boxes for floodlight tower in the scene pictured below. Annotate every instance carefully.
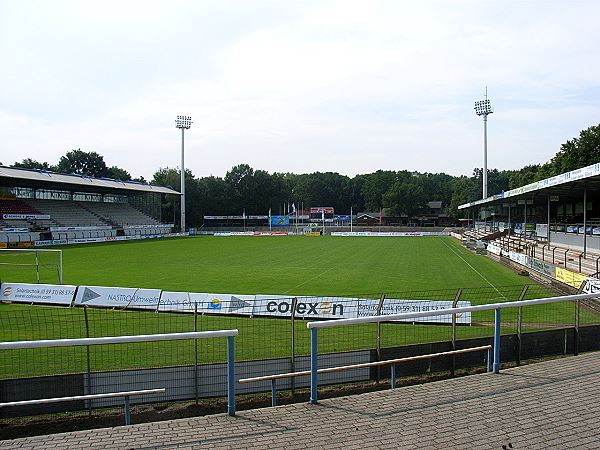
[175,115,192,233]
[474,89,493,199]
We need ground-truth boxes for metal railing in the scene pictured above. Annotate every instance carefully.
[0,388,165,425]
[306,292,600,404]
[238,345,492,407]
[0,329,239,417]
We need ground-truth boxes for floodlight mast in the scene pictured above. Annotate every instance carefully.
[474,89,493,199]
[175,116,192,233]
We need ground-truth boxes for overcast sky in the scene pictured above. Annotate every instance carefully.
[1,0,599,181]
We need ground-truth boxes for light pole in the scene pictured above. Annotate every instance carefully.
[175,115,192,233]
[474,90,493,199]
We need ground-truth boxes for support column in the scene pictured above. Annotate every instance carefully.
[583,188,588,258]
[547,196,551,246]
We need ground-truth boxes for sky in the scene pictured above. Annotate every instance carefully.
[1,0,599,181]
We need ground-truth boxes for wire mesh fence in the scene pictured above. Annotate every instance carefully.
[2,282,600,436]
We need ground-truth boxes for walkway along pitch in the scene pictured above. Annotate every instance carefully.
[3,352,600,449]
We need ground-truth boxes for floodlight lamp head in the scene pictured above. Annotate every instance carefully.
[175,115,193,129]
[474,99,493,116]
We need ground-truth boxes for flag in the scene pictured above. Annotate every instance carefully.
[243,209,246,220]
[321,210,325,221]
[291,203,296,215]
[379,207,382,225]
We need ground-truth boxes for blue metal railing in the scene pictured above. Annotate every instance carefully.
[307,292,599,404]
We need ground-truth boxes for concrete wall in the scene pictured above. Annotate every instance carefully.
[550,231,600,253]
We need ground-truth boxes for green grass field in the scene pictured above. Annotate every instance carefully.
[0,235,594,379]
[2,235,541,294]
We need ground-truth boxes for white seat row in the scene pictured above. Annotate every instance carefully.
[0,232,41,243]
[124,227,171,236]
[51,229,117,240]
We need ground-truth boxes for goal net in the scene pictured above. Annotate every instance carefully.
[0,249,63,284]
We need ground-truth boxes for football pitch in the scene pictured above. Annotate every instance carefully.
[1,235,590,379]
[3,235,535,294]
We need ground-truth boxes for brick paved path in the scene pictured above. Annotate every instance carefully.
[3,352,600,449]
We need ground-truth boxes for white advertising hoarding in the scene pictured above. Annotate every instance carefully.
[1,282,76,305]
[73,286,161,309]
[357,299,471,324]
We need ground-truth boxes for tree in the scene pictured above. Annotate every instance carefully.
[56,149,109,177]
[106,166,132,181]
[12,158,56,171]
[546,124,600,175]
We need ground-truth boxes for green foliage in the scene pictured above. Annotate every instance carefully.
[11,158,56,171]
[56,149,109,177]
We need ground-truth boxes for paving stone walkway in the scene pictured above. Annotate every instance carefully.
[3,352,600,449]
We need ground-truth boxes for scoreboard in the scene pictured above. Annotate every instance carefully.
[310,207,334,222]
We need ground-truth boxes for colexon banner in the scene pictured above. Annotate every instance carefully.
[1,282,76,305]
[73,286,161,309]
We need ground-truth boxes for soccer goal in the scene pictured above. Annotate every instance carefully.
[0,248,63,284]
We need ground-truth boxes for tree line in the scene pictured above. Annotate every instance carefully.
[6,124,600,227]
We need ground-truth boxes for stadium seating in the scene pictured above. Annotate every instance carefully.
[77,201,160,226]
[27,199,108,227]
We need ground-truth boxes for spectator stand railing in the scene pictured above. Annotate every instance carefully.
[0,329,239,419]
[306,292,600,404]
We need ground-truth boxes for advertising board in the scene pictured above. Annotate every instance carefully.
[1,282,76,305]
[73,286,161,309]
[357,299,471,324]
[487,243,502,256]
[555,268,587,289]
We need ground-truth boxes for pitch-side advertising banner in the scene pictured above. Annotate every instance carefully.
[1,282,76,305]
[487,243,502,256]
[74,286,161,309]
[357,299,471,324]
[331,232,449,237]
[555,268,587,289]
[3,282,472,325]
[253,296,359,319]
[509,251,530,266]
[159,291,255,315]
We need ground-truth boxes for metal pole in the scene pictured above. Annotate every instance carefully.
[35,250,39,284]
[547,196,551,246]
[290,297,297,396]
[451,288,462,377]
[493,308,501,374]
[508,205,511,236]
[483,114,488,199]
[583,188,587,258]
[180,127,186,234]
[194,302,199,406]
[271,379,277,407]
[516,285,528,366]
[310,328,318,404]
[227,335,236,416]
[524,201,527,240]
[124,395,131,425]
[59,250,63,284]
[84,306,92,416]
[376,293,386,383]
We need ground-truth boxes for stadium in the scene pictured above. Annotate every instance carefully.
[2,153,600,439]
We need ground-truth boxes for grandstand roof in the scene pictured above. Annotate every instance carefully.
[0,166,180,195]
[458,162,600,210]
